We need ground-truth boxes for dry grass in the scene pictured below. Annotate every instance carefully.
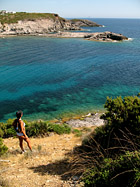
[0,133,83,187]
[64,128,140,179]
[1,127,139,186]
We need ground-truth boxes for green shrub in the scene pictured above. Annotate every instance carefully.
[0,119,71,138]
[82,96,140,157]
[26,122,71,137]
[73,129,83,137]
[0,123,7,138]
[101,96,140,132]
[82,151,140,187]
[26,121,49,137]
[6,128,16,137]
[47,123,71,135]
[0,119,16,138]
[0,138,8,156]
[0,128,4,138]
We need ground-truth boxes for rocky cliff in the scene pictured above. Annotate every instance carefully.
[0,13,81,35]
[0,12,104,36]
[0,19,80,35]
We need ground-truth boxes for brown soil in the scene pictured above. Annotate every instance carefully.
[0,133,87,187]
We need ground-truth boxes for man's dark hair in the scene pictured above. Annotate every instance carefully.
[16,110,23,119]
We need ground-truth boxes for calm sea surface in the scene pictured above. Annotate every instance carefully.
[0,18,140,121]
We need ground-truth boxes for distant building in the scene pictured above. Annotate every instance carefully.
[0,10,16,15]
[0,10,6,15]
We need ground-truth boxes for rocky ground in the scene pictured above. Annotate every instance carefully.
[0,114,103,187]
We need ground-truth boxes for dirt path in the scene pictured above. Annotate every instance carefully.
[0,133,83,187]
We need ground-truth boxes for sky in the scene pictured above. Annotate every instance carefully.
[0,0,140,18]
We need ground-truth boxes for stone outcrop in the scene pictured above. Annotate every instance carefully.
[84,31,128,41]
[41,31,128,42]
[70,19,102,27]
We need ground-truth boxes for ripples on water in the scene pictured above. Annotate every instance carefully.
[0,18,140,121]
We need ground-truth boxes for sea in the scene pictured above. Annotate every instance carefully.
[0,18,140,122]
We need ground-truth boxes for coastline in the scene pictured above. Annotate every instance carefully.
[65,112,105,128]
[25,109,105,128]
[1,110,105,128]
[24,111,105,128]
[1,18,138,126]
[0,31,128,42]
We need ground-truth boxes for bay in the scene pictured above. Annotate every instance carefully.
[0,18,140,121]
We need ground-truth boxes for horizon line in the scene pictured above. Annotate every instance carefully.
[0,10,140,19]
[66,17,140,19]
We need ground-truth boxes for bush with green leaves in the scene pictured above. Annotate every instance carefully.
[26,122,71,137]
[25,121,50,137]
[0,119,16,138]
[49,123,71,135]
[0,119,71,138]
[0,138,8,156]
[73,129,83,137]
[82,95,140,157]
[83,151,140,187]
[101,96,140,132]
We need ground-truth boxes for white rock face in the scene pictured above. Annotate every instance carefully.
[0,18,80,35]
[0,22,3,32]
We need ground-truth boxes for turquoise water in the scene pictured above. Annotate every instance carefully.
[0,18,140,121]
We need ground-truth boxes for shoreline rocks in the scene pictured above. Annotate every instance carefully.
[66,113,105,128]
[0,31,128,42]
[84,31,128,41]
[39,31,128,42]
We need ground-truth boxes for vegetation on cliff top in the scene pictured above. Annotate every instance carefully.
[0,12,65,25]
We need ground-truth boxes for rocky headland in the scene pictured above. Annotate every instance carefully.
[0,14,80,35]
[0,12,128,42]
[70,18,102,27]
[0,12,101,36]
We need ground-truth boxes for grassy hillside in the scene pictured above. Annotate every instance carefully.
[0,12,65,25]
